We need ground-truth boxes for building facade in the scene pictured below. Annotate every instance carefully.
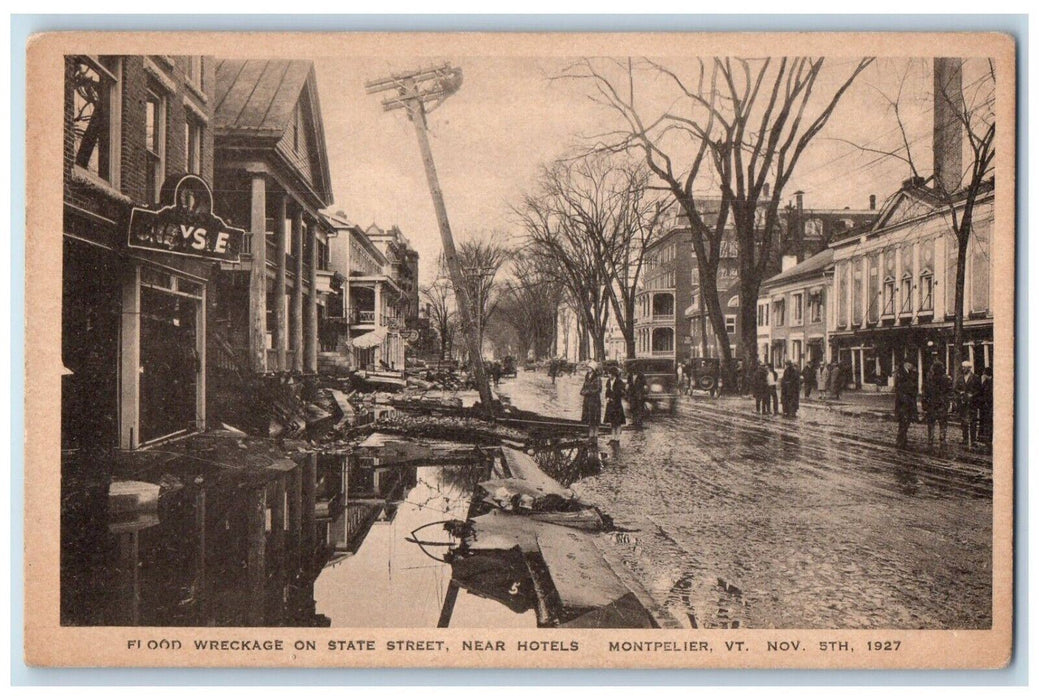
[321,214,408,371]
[634,227,693,360]
[828,181,995,390]
[63,54,221,452]
[756,249,834,369]
[208,59,335,383]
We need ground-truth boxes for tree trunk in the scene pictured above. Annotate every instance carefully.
[951,233,970,373]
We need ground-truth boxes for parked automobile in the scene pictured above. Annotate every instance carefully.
[501,356,517,377]
[626,358,678,413]
[688,357,721,392]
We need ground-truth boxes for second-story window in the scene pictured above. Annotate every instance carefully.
[773,298,785,327]
[791,292,804,325]
[70,56,121,184]
[919,239,935,313]
[144,87,165,203]
[184,114,202,174]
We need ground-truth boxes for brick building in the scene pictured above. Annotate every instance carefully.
[63,55,220,452]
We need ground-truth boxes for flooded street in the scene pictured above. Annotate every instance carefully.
[501,369,993,630]
[315,464,536,628]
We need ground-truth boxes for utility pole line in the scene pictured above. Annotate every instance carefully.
[365,64,495,410]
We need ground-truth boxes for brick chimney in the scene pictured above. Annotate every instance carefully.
[933,57,964,195]
[869,194,876,210]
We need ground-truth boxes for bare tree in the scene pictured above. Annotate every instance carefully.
[496,254,565,360]
[515,161,616,361]
[421,275,455,362]
[456,233,512,356]
[845,58,995,374]
[559,56,873,374]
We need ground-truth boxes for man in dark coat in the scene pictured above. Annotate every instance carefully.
[922,360,953,448]
[802,360,818,399]
[625,361,647,429]
[956,361,983,448]
[894,361,919,449]
[979,366,994,447]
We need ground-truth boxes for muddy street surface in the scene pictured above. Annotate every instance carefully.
[500,369,993,630]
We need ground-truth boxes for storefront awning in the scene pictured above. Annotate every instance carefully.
[350,328,387,349]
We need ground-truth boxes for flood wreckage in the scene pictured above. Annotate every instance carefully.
[107,364,672,629]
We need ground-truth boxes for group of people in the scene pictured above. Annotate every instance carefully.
[578,361,648,444]
[896,359,994,451]
[749,361,807,417]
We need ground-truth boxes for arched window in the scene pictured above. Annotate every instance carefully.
[919,239,935,313]
[652,293,674,318]
[651,327,674,354]
[727,295,740,308]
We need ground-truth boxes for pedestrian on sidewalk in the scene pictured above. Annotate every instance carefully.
[766,363,779,415]
[580,361,603,443]
[781,361,801,417]
[626,360,647,429]
[802,360,818,399]
[603,365,626,444]
[894,361,919,449]
[832,361,849,401]
[956,361,982,448]
[922,360,953,448]
[819,361,832,400]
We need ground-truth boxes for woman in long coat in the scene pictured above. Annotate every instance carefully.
[603,366,626,443]
[780,361,801,417]
[580,361,603,441]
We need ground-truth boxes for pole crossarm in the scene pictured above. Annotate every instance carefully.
[366,62,494,410]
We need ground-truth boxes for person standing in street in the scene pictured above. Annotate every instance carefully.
[781,361,801,417]
[603,365,626,445]
[626,361,647,429]
[894,361,919,449]
[956,361,982,448]
[580,361,603,443]
[752,361,767,414]
[802,360,818,399]
[831,360,847,400]
[922,360,953,448]
[979,366,994,448]
[819,361,832,400]
[766,363,779,415]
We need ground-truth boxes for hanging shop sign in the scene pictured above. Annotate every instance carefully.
[127,174,245,263]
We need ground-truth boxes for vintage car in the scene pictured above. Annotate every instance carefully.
[501,356,517,377]
[687,357,722,392]
[625,358,678,413]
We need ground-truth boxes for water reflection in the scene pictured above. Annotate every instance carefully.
[314,459,537,628]
[61,444,538,628]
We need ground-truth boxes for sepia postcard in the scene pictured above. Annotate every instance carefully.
[23,30,1015,669]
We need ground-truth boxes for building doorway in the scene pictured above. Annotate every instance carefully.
[138,273,202,444]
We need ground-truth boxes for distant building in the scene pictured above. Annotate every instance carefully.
[756,248,834,369]
[635,226,693,361]
[320,215,410,370]
[828,179,994,390]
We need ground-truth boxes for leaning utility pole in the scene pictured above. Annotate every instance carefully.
[365,64,494,410]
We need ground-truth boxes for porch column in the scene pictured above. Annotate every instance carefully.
[119,264,141,450]
[305,224,319,373]
[248,172,268,374]
[290,208,304,373]
[917,346,924,394]
[273,193,288,372]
